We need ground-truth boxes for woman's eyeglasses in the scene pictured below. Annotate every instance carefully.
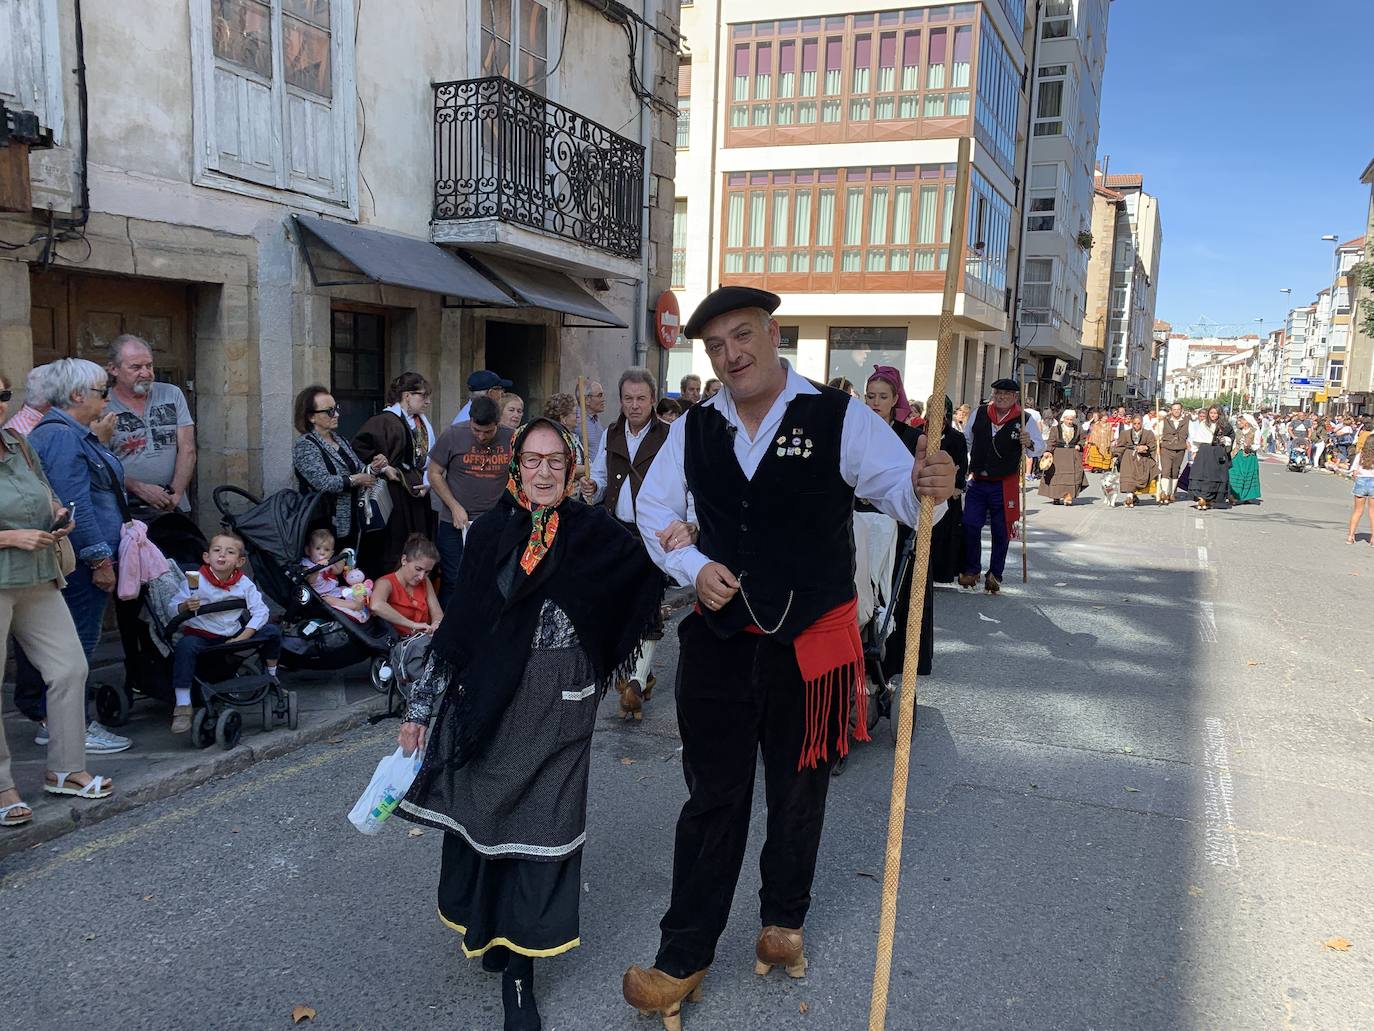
[518,452,568,472]
[314,406,341,417]
[95,385,111,399]
[0,389,11,403]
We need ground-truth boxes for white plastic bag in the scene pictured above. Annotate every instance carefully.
[348,747,422,835]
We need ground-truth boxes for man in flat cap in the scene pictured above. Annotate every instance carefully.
[959,378,1043,595]
[623,286,956,1023]
[451,368,512,425]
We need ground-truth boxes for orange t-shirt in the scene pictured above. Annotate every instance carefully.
[380,571,430,635]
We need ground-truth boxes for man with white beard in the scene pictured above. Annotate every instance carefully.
[105,334,197,520]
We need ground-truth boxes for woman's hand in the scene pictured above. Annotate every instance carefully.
[350,472,377,488]
[398,721,426,754]
[92,562,116,592]
[1,529,56,552]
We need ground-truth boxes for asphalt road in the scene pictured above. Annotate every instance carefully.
[3,462,1371,1031]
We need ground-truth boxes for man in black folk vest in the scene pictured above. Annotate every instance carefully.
[624,287,955,1025]
[582,367,672,718]
[960,378,1043,595]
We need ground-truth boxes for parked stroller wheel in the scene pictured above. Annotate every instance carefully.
[287,690,299,731]
[191,708,215,750]
[262,696,275,732]
[370,657,394,695]
[215,709,243,750]
[94,683,131,728]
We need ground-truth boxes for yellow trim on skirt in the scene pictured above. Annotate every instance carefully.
[436,908,581,959]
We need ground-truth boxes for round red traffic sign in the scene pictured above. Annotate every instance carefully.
[655,290,681,349]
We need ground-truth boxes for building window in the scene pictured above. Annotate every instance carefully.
[1033,73,1064,137]
[1027,195,1055,231]
[0,0,62,139]
[192,0,355,205]
[672,199,687,288]
[828,326,907,387]
[965,170,1012,302]
[676,59,691,148]
[331,308,387,440]
[974,11,1019,174]
[724,7,980,149]
[1023,258,1053,325]
[1042,0,1072,38]
[482,0,550,93]
[1328,360,1345,385]
[720,163,964,289]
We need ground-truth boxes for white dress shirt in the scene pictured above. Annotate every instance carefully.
[962,402,1045,467]
[588,418,656,522]
[635,361,945,589]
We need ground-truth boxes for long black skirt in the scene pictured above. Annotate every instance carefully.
[1190,444,1231,503]
[930,499,965,584]
[879,522,935,682]
[437,831,583,959]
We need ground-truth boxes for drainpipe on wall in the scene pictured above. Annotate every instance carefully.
[634,0,656,370]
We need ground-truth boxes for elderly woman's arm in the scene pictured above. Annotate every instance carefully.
[34,428,110,564]
[397,651,454,753]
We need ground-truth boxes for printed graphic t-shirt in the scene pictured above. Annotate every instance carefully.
[429,423,514,523]
[106,382,195,512]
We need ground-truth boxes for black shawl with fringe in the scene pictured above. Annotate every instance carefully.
[410,492,662,785]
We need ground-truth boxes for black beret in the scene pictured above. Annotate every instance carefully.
[683,286,781,339]
[990,378,1019,392]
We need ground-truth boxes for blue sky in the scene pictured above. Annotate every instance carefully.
[1096,0,1374,337]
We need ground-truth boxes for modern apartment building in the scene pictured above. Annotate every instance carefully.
[1077,168,1162,407]
[1017,0,1109,409]
[0,0,679,514]
[670,0,1032,407]
[1280,303,1318,410]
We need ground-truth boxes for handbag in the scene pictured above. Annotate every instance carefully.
[8,429,79,576]
[1038,452,1054,472]
[360,480,393,531]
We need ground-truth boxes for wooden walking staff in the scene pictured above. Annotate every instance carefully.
[868,135,972,1031]
[1018,357,1029,583]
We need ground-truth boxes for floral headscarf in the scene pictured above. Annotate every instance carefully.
[867,365,913,425]
[505,418,578,576]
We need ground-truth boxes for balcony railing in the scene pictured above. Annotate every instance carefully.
[433,77,645,260]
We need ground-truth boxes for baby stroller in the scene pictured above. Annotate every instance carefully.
[213,486,399,693]
[98,512,297,750]
[1287,440,1310,472]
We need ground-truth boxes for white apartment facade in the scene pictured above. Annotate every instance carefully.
[670,0,1032,407]
[1017,0,1109,408]
[0,0,679,515]
[1280,303,1317,410]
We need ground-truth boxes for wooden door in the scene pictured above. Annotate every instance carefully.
[28,269,195,400]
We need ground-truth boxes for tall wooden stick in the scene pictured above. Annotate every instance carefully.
[1019,357,1029,583]
[868,135,971,1031]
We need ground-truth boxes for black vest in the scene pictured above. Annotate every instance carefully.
[684,387,855,642]
[969,405,1022,480]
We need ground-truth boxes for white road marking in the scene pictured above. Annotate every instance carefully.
[1197,546,1209,566]
[1195,518,1204,531]
[1197,601,1218,642]
[1202,718,1240,868]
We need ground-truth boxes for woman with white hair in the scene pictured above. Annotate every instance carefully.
[1038,408,1087,505]
[13,358,134,756]
[1,363,56,436]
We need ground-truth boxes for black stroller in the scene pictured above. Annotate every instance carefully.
[97,512,297,750]
[213,487,399,694]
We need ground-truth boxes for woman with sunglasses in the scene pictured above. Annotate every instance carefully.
[14,358,135,758]
[291,385,379,544]
[396,418,664,1030]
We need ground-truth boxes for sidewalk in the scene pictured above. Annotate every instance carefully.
[1,584,696,860]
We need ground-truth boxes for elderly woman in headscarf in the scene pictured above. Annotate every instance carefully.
[395,417,662,1030]
[1037,408,1087,506]
[1228,413,1262,505]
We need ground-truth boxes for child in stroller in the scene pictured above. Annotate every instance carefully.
[302,528,370,623]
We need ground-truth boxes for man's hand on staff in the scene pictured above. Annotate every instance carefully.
[912,439,956,504]
[695,562,740,612]
[656,520,698,553]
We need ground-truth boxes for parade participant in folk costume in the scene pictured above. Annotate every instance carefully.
[1112,414,1159,508]
[1157,402,1191,505]
[626,287,954,1029]
[1037,408,1086,506]
[1228,414,1263,505]
[1189,405,1233,511]
[958,378,1043,595]
[581,367,672,719]
[1085,408,1115,472]
[397,418,662,1031]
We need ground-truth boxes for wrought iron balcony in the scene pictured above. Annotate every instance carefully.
[433,77,645,260]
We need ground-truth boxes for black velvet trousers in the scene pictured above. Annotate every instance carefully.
[655,611,834,978]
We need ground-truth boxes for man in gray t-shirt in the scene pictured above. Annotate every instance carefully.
[105,335,197,517]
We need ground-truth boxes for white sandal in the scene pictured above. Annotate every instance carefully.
[44,773,113,799]
[0,801,34,827]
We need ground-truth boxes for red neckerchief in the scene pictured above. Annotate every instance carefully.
[987,401,1021,428]
[200,563,243,590]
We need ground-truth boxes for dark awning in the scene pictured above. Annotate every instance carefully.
[292,214,516,308]
[467,253,628,328]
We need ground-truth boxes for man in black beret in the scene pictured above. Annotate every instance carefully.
[959,377,1043,594]
[622,286,956,1022]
